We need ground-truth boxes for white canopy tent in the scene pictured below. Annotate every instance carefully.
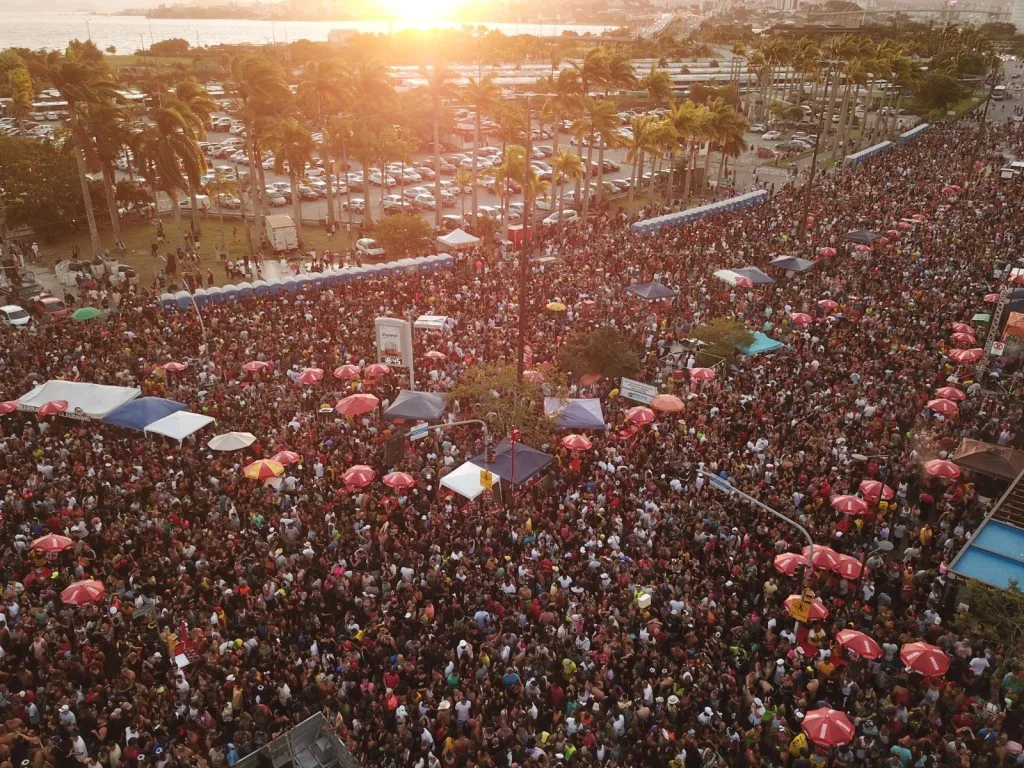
[437,228,480,249]
[18,381,140,420]
[144,411,216,443]
[440,460,490,500]
[415,314,455,331]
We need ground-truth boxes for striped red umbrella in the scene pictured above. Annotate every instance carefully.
[242,360,269,373]
[295,367,324,385]
[927,398,959,417]
[790,312,813,325]
[342,465,376,488]
[924,459,961,479]
[984,293,1000,303]
[335,394,379,416]
[949,348,984,364]
[951,322,973,334]
[561,434,593,451]
[365,363,392,377]
[952,332,976,346]
[817,298,839,310]
[651,394,684,412]
[836,629,882,660]
[854,244,871,254]
[162,361,187,372]
[935,386,966,401]
[774,552,807,576]
[383,471,415,489]
[802,545,841,570]
[270,450,301,465]
[625,406,655,425]
[833,554,864,580]
[333,364,361,379]
[37,400,68,416]
[886,229,899,238]
[859,479,894,501]
[785,594,829,621]
[817,247,836,257]
[32,534,74,553]
[689,368,716,382]
[61,579,105,606]
[0,401,19,415]
[901,641,950,677]
[832,494,869,516]
[802,707,855,747]
[423,350,447,361]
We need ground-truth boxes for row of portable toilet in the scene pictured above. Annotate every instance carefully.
[160,254,455,310]
[630,189,769,235]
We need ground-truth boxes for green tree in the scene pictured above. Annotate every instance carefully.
[267,117,316,248]
[420,64,457,229]
[372,213,432,259]
[914,71,964,113]
[640,64,673,105]
[690,317,752,363]
[464,75,499,226]
[81,102,132,244]
[0,136,86,238]
[297,58,349,231]
[147,38,190,56]
[550,148,583,228]
[949,579,1024,654]
[558,326,640,381]
[449,362,559,448]
[7,59,34,130]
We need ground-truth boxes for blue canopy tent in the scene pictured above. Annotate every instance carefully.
[470,438,554,486]
[544,397,606,430]
[252,279,270,296]
[737,331,784,356]
[382,390,448,422]
[236,282,254,298]
[630,190,768,236]
[844,229,882,245]
[626,281,679,300]
[897,123,930,146]
[206,286,226,304]
[769,256,815,272]
[733,267,774,286]
[103,397,187,431]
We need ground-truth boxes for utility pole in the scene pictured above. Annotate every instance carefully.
[516,96,532,384]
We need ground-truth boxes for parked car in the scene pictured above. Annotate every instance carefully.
[342,198,365,214]
[750,123,767,133]
[297,185,320,201]
[344,172,365,191]
[355,238,385,257]
[761,130,782,141]
[264,190,287,207]
[32,295,69,322]
[543,210,580,226]
[413,193,437,210]
[414,166,436,180]
[601,159,621,172]
[756,146,778,160]
[0,304,30,327]
[217,194,242,209]
[369,169,396,187]
[402,186,431,202]
[475,205,501,223]
[382,194,414,213]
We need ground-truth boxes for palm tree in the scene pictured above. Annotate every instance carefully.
[550,148,582,227]
[455,166,473,220]
[267,117,316,249]
[204,169,240,252]
[541,69,581,159]
[626,114,656,206]
[156,95,208,237]
[647,117,677,204]
[82,102,132,245]
[568,47,609,100]
[602,49,636,98]
[464,75,499,226]
[297,59,349,233]
[672,101,709,202]
[585,99,621,210]
[714,109,748,187]
[833,58,869,159]
[45,47,121,256]
[230,55,292,234]
[326,114,356,231]
[421,65,457,229]
[7,60,34,132]
[640,65,673,106]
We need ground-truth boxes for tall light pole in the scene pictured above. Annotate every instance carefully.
[516,95,532,384]
[797,64,834,241]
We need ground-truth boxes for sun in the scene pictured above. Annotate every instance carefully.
[377,0,461,21]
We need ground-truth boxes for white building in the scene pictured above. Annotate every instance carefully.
[1013,0,1024,31]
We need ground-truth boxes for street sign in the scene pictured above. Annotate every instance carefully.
[620,377,658,404]
[479,470,494,490]
[788,599,812,623]
[704,473,735,494]
[991,341,1006,357]
[410,423,429,441]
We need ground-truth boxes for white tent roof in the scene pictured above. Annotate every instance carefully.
[18,380,140,420]
[437,228,480,248]
[144,411,216,442]
[440,460,490,500]
[415,314,454,331]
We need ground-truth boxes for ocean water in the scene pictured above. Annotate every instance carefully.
[2,12,617,52]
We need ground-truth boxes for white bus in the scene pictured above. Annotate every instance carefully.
[993,85,1008,101]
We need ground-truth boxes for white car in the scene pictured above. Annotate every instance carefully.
[342,197,365,214]
[403,186,430,201]
[761,130,782,141]
[355,238,385,257]
[543,210,580,226]
[413,193,437,210]
[750,123,767,133]
[0,305,30,327]
[369,169,396,187]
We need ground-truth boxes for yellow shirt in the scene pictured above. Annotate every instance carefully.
[789,733,809,757]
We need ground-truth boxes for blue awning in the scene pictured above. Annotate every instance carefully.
[737,332,784,356]
[470,438,553,486]
[103,397,188,431]
[626,281,679,300]
[631,189,768,236]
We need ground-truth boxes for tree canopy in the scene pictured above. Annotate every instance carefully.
[373,213,433,259]
[558,326,640,381]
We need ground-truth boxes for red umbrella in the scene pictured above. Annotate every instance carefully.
[886,229,899,238]
[561,434,593,451]
[61,579,105,606]
[876,236,890,247]
[832,494,869,515]
[952,322,973,334]
[162,362,188,372]
[242,360,269,373]
[785,594,829,621]
[942,185,959,195]
[802,707,855,747]
[37,400,68,416]
[927,398,959,417]
[802,544,841,570]
[924,459,961,479]
[949,347,984,364]
[333,364,361,380]
[335,394,380,416]
[733,274,754,288]
[651,394,684,412]
[383,471,415,490]
[901,641,950,677]
[898,221,913,230]
[935,386,966,401]
[0,401,19,415]
[774,552,808,576]
[32,534,74,553]
[952,332,976,346]
[854,244,871,254]
[625,406,655,425]
[365,363,392,377]
[242,460,284,481]
[817,246,836,257]
[790,312,813,325]
[295,367,324,385]
[270,450,301,465]
[912,213,926,221]
[984,293,1000,303]
[833,554,864,580]
[523,370,544,384]
[817,299,839,310]
[836,629,882,660]
[423,350,447,361]
[342,464,376,488]
[690,367,717,382]
[859,479,894,501]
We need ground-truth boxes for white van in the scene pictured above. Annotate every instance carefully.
[179,195,212,211]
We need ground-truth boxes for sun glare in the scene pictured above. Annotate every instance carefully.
[377,0,461,21]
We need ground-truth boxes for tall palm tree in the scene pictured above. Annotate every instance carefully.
[464,75,499,226]
[82,102,132,245]
[568,47,609,101]
[541,69,581,159]
[454,166,473,220]
[267,117,316,249]
[550,148,582,227]
[420,65,457,229]
[45,48,121,256]
[602,49,636,98]
[7,60,34,132]
[585,99,621,210]
[626,115,655,206]
[159,94,209,237]
[326,115,355,231]
[672,101,708,202]
[297,59,349,233]
[640,65,673,106]
[833,58,868,159]
[714,109,748,187]
[647,117,677,204]
[204,169,239,252]
[230,55,291,234]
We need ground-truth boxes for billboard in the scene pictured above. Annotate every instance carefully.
[375,317,413,368]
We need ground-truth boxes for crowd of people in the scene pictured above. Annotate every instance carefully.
[2,107,1024,768]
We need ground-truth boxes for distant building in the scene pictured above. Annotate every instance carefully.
[328,29,358,44]
[1013,0,1024,31]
